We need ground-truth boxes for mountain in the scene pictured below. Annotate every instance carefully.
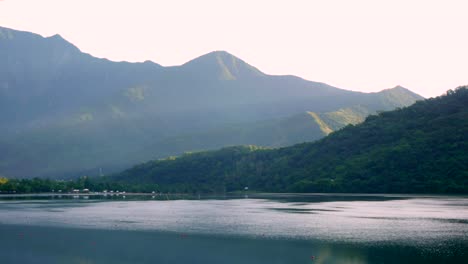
[111,87,468,194]
[0,27,163,129]
[180,50,264,80]
[0,26,423,178]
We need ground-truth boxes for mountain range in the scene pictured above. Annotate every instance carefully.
[0,26,423,179]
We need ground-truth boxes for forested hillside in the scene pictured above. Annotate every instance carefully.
[111,87,468,194]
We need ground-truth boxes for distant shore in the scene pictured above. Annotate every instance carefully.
[0,192,466,199]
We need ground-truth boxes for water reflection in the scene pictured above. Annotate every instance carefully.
[0,194,467,263]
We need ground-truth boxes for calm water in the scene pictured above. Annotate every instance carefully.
[0,194,467,263]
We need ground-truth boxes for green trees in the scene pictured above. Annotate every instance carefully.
[0,177,161,194]
[108,86,468,194]
[2,87,467,195]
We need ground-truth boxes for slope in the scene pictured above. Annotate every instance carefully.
[111,87,468,194]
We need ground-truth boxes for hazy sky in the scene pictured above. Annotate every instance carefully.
[1,0,467,97]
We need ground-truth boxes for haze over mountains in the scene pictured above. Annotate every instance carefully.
[111,87,468,194]
[0,26,423,179]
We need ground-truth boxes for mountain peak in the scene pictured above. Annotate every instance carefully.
[376,85,425,107]
[382,85,423,98]
[391,85,409,91]
[47,33,65,41]
[45,33,80,51]
[191,50,240,61]
[182,50,264,80]
[205,50,234,57]
[0,26,81,54]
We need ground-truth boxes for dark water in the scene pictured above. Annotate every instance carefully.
[0,194,467,263]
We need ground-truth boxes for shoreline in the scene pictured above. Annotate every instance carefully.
[0,192,466,199]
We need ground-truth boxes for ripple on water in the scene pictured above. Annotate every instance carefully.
[0,195,467,249]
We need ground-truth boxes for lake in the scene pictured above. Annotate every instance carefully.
[0,194,467,263]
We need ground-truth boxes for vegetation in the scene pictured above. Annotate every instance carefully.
[0,176,159,194]
[2,87,465,195]
[108,87,468,194]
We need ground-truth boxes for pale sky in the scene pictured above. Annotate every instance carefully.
[1,0,467,97]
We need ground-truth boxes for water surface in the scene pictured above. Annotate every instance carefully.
[0,194,466,263]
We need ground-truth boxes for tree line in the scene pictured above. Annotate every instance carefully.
[2,86,467,194]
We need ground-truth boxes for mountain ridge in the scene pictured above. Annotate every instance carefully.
[0,26,424,179]
[0,26,429,98]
